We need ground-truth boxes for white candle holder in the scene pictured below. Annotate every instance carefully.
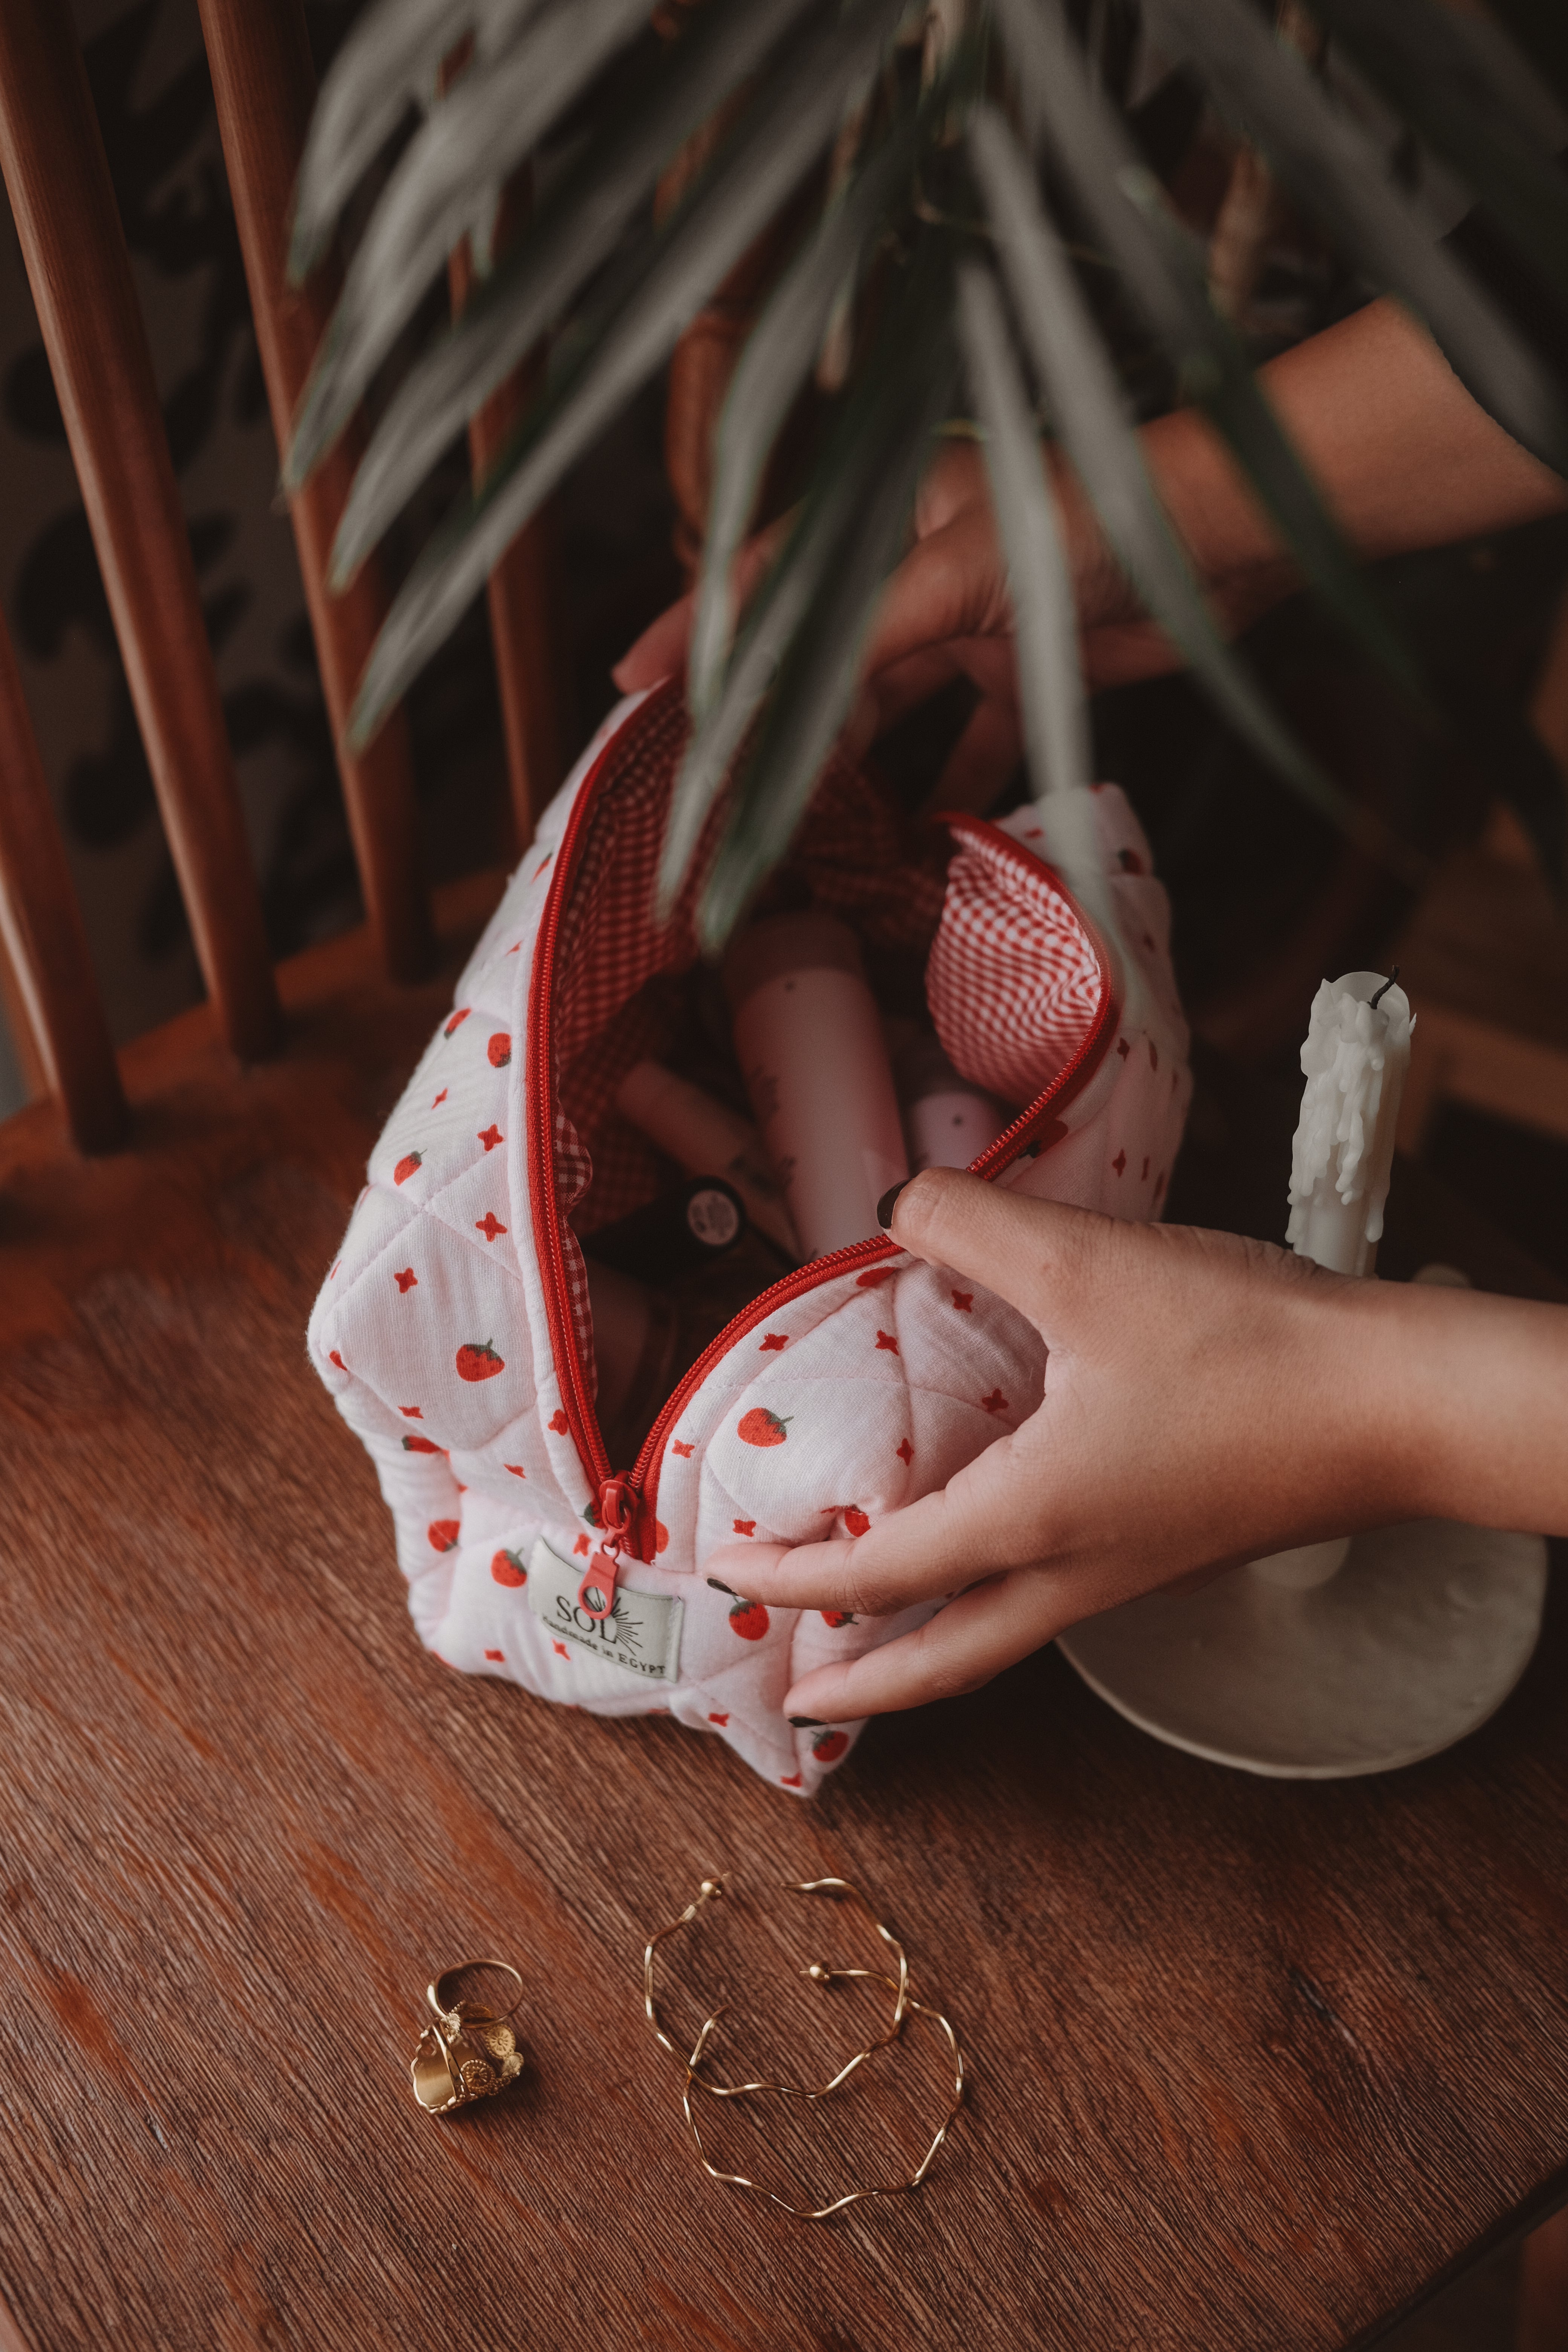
[1056,1511,1547,1779]
[1056,969,1549,1778]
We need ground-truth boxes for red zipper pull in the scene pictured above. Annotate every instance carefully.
[576,1475,638,1620]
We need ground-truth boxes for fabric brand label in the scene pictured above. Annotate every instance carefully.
[527,1539,683,1681]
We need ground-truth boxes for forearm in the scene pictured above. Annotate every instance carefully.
[1344,1276,1568,1537]
[1063,299,1568,624]
[1164,299,1567,580]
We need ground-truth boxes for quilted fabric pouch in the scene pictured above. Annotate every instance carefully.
[309,678,1191,1795]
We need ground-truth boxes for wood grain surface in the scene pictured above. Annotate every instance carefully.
[0,0,280,1065]
[1,899,1565,2352]
[198,0,434,988]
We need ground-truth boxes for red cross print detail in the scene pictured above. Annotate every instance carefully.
[394,1268,418,1293]
[980,1389,1009,1414]
[1112,1150,1127,1176]
[475,1212,508,1242]
[896,1438,914,1464]
[399,1405,423,1418]
[672,1439,694,1458]
[876,1329,899,1354]
[432,1088,447,1107]
[759,1333,788,1352]
[733,1519,756,1537]
[478,1124,502,1151]
[952,1290,973,1311]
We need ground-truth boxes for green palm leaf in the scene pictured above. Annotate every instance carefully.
[994,0,1423,706]
[955,260,1088,802]
[285,0,660,490]
[688,118,918,722]
[325,0,827,583]
[346,0,907,748]
[969,102,1363,842]
[1151,0,1568,475]
[697,270,960,948]
[289,0,524,282]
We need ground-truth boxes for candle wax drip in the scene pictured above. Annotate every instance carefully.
[1285,979,1413,1258]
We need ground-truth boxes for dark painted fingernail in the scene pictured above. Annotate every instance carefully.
[789,1715,828,1729]
[877,1179,912,1230]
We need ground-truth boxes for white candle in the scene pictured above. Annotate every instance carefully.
[1285,971,1414,1280]
[1250,969,1413,1592]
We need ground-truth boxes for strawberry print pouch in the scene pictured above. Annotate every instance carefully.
[309,678,1190,1795]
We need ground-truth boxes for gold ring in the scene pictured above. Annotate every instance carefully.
[411,1958,526,2116]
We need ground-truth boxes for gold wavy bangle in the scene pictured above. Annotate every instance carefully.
[643,1874,910,2099]
[680,1972,965,2222]
[642,1873,965,2220]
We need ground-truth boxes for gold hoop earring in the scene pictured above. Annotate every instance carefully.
[643,1874,909,2099]
[681,1977,965,2221]
[642,1875,965,2220]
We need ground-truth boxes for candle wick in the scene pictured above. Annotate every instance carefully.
[1368,966,1400,1012]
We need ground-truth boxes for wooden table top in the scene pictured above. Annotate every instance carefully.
[1,899,1564,2352]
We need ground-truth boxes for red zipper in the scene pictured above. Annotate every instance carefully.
[527,734,1120,1571]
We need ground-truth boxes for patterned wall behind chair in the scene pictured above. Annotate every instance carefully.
[0,0,380,1118]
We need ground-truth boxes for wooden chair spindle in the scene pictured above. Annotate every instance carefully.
[0,0,282,1065]
[0,606,127,1153]
[198,0,435,985]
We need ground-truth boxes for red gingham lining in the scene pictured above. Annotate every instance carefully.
[542,697,1102,1382]
[926,824,1106,1104]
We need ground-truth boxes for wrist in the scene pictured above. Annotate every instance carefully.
[1139,404,1288,594]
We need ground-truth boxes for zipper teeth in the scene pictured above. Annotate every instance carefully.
[529,732,1119,1544]
[631,811,1121,1536]
[528,716,637,1499]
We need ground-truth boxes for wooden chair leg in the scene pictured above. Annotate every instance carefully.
[198,0,435,986]
[0,2,281,1063]
[1518,2203,1568,2352]
[0,609,126,1151]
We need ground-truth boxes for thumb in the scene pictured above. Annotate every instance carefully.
[886,1168,1106,1335]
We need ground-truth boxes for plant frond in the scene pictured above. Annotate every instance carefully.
[697,255,960,949]
[285,0,658,490]
[969,101,1363,842]
[689,116,920,722]
[324,0,829,579]
[345,0,909,747]
[994,0,1424,706]
[1150,0,1568,475]
[955,259,1088,802]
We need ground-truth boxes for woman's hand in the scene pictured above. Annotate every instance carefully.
[700,1168,1568,1723]
[613,437,1287,807]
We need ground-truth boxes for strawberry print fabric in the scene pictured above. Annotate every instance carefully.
[309,681,1190,1796]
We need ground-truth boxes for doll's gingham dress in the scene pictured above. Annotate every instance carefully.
[309,681,1190,1795]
